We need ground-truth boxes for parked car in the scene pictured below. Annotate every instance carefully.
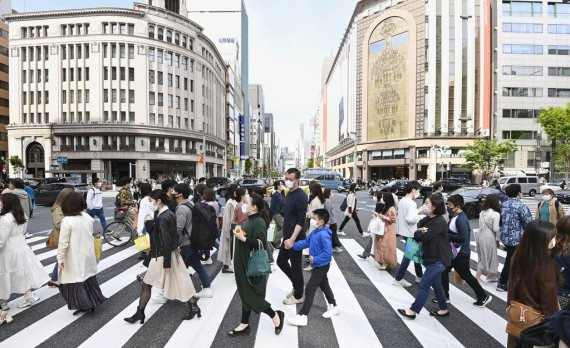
[239,178,269,192]
[448,187,508,219]
[540,182,564,193]
[370,180,432,199]
[28,177,68,190]
[206,177,232,188]
[34,183,89,206]
[498,176,541,197]
[555,190,570,204]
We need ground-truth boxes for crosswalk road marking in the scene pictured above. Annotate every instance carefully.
[0,235,514,347]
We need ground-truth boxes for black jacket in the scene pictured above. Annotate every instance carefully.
[146,209,179,268]
[414,215,451,267]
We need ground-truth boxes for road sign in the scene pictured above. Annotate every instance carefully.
[57,156,68,164]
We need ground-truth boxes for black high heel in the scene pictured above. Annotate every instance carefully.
[275,310,285,335]
[228,325,250,337]
[184,302,201,320]
[124,307,145,324]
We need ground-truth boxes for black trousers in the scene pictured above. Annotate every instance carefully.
[500,245,517,285]
[329,223,342,248]
[241,306,276,324]
[299,264,336,316]
[441,254,486,301]
[339,211,364,234]
[277,246,304,299]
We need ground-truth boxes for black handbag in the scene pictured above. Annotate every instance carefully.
[519,317,559,347]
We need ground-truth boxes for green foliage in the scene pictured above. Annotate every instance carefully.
[462,139,517,178]
[538,105,570,179]
[252,160,259,177]
[244,158,253,175]
[306,158,314,169]
[315,156,323,168]
[9,156,25,177]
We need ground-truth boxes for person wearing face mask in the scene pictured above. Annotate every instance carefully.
[230,193,284,336]
[86,178,107,233]
[536,188,566,224]
[505,221,561,347]
[338,183,366,237]
[278,168,308,305]
[270,180,286,249]
[233,187,249,226]
[497,184,533,293]
[393,181,425,287]
[438,195,491,307]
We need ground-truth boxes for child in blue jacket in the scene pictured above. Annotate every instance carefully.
[286,208,339,326]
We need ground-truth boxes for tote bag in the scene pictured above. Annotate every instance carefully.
[368,214,385,236]
[93,236,103,263]
[246,240,272,278]
[403,237,423,264]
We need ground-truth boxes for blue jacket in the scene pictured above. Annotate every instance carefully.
[448,212,471,257]
[24,186,35,200]
[500,198,533,246]
[556,253,570,296]
[292,226,332,268]
[270,191,285,216]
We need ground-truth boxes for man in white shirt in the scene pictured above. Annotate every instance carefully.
[393,181,424,287]
[86,178,107,233]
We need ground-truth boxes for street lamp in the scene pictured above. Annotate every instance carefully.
[432,145,449,180]
[349,131,357,179]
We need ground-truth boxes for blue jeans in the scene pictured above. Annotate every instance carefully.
[411,261,448,314]
[87,208,107,231]
[394,256,424,281]
[50,262,58,281]
[180,245,211,288]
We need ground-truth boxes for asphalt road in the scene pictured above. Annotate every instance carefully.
[3,192,565,347]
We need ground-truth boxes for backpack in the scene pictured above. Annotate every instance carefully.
[190,202,218,252]
[340,196,348,212]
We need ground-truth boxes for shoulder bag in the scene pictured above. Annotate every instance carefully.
[506,299,545,338]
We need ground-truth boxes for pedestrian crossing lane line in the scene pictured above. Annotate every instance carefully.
[1,263,143,347]
[6,245,138,317]
[165,272,238,347]
[254,251,299,348]
[395,248,507,347]
[343,240,463,348]
[35,242,115,262]
[327,256,383,348]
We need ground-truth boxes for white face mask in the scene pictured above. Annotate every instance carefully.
[542,195,552,201]
[149,202,158,211]
[241,203,249,215]
[373,196,378,202]
[548,237,556,249]
[284,180,294,189]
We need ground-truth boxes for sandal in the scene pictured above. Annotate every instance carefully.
[0,311,13,325]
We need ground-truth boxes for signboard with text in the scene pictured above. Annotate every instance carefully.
[239,115,246,160]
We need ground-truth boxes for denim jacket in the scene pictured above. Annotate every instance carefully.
[499,198,533,247]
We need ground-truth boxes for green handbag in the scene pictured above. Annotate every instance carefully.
[246,240,272,278]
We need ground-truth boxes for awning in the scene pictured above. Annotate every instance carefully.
[46,170,105,174]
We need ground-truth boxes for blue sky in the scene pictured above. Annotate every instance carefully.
[14,0,358,150]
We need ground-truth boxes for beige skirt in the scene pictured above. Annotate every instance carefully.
[143,251,195,302]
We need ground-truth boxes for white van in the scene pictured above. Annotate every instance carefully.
[499,176,541,197]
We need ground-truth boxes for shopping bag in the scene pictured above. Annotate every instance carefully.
[368,215,385,236]
[403,237,423,264]
[266,222,276,242]
[134,234,151,252]
[452,270,465,286]
[46,230,57,249]
[93,236,102,262]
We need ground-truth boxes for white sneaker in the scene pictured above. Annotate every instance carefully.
[17,296,40,308]
[195,287,214,298]
[337,231,347,236]
[285,289,295,300]
[151,292,168,304]
[322,304,340,319]
[393,279,412,288]
[201,258,213,265]
[24,232,33,239]
[333,247,343,253]
[283,295,305,305]
[414,276,422,283]
[361,232,371,237]
[287,314,308,326]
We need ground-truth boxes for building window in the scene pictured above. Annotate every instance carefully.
[549,2,570,18]
[45,91,49,104]
[85,90,89,103]
[548,45,570,55]
[149,113,156,125]
[184,98,188,111]
[502,23,542,33]
[548,88,570,97]
[174,54,179,68]
[502,109,540,118]
[120,67,126,80]
[149,70,155,83]
[157,27,164,41]
[128,44,134,59]
[61,45,66,59]
[112,67,117,80]
[168,73,173,87]
[548,24,570,34]
[503,1,542,17]
[104,67,109,80]
[166,30,172,43]
[22,91,26,105]
[166,51,172,65]
[149,25,155,39]
[129,112,135,122]
[502,87,543,97]
[183,77,188,90]
[158,71,163,85]
[149,92,155,105]
[176,116,181,128]
[502,130,537,140]
[0,81,8,91]
[503,44,543,54]
[158,93,163,106]
[148,47,155,62]
[120,89,126,103]
[176,96,180,109]
[158,114,164,126]
[120,44,125,58]
[168,115,173,127]
[77,90,81,103]
[182,36,187,48]
[168,94,173,108]
[174,33,180,45]
[157,49,163,63]
[548,67,570,76]
[128,24,134,35]
[69,90,73,103]
[103,43,108,58]
[84,67,88,81]
[111,44,117,58]
[104,89,108,102]
[112,89,117,103]
[176,75,180,88]
[129,89,135,103]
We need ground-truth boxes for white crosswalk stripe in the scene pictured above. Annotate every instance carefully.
[0,234,511,347]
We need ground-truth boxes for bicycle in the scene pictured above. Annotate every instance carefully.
[103,207,136,247]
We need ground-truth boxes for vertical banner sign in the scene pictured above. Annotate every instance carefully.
[239,115,246,160]
[483,0,491,137]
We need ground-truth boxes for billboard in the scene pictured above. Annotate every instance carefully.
[239,115,246,160]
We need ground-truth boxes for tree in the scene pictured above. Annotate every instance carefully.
[244,158,253,175]
[9,156,25,178]
[252,160,259,178]
[538,104,570,181]
[462,139,517,179]
[315,156,323,168]
[306,158,314,169]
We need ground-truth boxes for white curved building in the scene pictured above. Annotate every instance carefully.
[5,0,227,181]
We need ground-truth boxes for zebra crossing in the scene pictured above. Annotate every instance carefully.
[0,232,510,348]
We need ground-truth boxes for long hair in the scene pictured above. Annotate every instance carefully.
[381,192,395,214]
[309,183,325,204]
[555,215,570,257]
[250,192,270,227]
[0,193,27,225]
[149,189,170,207]
[511,221,562,288]
[481,194,501,213]
[51,187,75,212]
